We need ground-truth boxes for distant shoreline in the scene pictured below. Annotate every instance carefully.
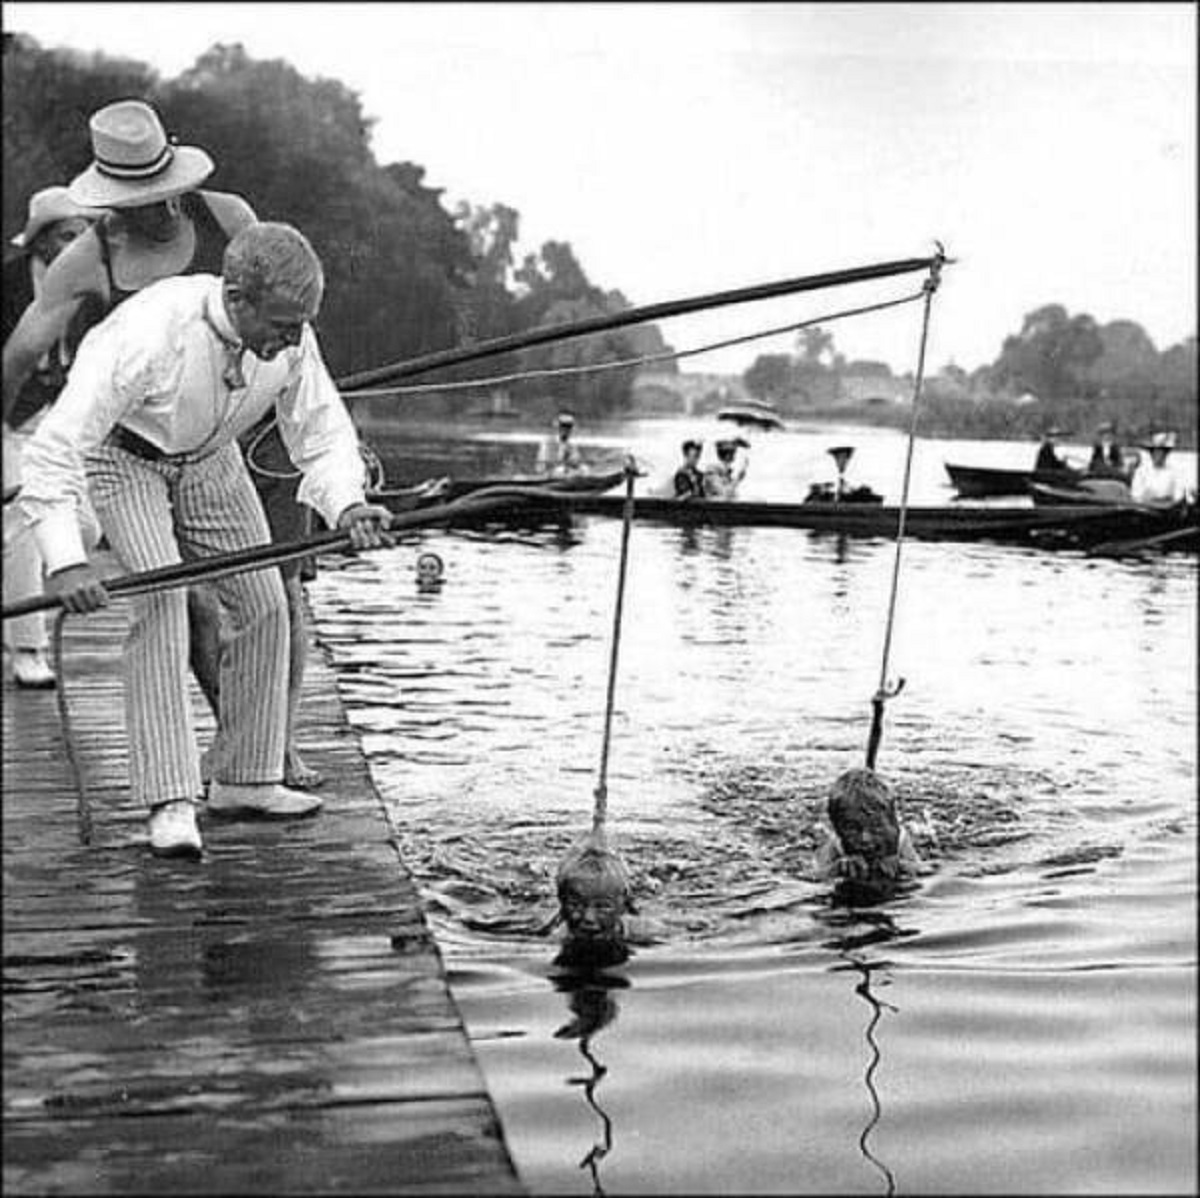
[350,401,1196,452]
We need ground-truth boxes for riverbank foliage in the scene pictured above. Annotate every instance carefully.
[743,305,1197,448]
[2,33,672,416]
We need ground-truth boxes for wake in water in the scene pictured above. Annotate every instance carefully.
[389,749,1106,952]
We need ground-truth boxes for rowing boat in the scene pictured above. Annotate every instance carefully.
[940,458,1128,496]
[944,461,1087,497]
[378,487,1196,552]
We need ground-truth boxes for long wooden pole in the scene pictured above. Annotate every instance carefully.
[336,254,948,392]
[1,488,549,621]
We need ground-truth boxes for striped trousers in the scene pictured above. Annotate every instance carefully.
[86,441,289,808]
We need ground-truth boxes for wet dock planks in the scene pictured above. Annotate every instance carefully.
[3,592,524,1194]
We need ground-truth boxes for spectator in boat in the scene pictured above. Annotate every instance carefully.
[703,438,748,499]
[4,185,104,689]
[1034,428,1069,472]
[537,410,585,477]
[1131,432,1190,507]
[672,438,705,499]
[2,99,324,789]
[1088,421,1125,476]
[16,222,393,859]
[812,768,925,903]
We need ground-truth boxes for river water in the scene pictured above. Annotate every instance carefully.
[310,417,1196,1195]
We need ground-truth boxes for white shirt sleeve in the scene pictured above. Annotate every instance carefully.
[273,327,367,528]
[18,315,160,573]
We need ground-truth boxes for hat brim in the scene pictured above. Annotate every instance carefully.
[68,145,214,209]
[11,204,105,248]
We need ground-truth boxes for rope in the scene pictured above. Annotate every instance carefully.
[51,610,92,845]
[247,287,925,484]
[342,290,924,399]
[338,253,945,391]
[866,248,945,770]
[593,462,638,831]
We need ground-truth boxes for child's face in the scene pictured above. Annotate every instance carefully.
[559,879,627,942]
[833,801,900,859]
[416,553,444,584]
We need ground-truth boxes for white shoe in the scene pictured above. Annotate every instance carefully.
[148,800,203,859]
[12,649,56,689]
[207,781,323,820]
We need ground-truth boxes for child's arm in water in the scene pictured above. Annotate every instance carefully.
[811,824,845,880]
[897,825,935,876]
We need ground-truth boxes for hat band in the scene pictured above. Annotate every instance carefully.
[94,142,175,181]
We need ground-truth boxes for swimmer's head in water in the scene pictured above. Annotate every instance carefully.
[416,551,445,586]
[828,768,901,861]
[556,841,632,948]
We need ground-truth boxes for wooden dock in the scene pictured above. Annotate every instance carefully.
[2,592,524,1195]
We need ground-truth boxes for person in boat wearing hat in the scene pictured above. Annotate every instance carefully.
[1131,432,1190,508]
[1088,421,1125,477]
[3,186,103,688]
[16,222,393,859]
[537,410,585,477]
[1,99,327,789]
[672,438,705,499]
[703,437,748,499]
[1033,428,1069,472]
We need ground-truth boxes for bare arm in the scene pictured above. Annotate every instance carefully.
[2,232,105,425]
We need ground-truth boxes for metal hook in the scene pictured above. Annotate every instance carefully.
[874,676,906,703]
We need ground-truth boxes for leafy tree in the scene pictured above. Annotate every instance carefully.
[744,354,794,402]
[992,304,1104,401]
[3,33,156,241]
[796,325,834,365]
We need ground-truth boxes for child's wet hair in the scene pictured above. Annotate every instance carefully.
[828,768,900,855]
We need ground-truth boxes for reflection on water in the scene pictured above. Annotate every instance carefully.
[310,421,1196,1194]
[819,906,920,1198]
[550,972,627,1197]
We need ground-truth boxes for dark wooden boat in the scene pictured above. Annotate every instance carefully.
[944,461,1084,497]
[398,488,1196,552]
[945,461,1136,498]
[370,469,625,507]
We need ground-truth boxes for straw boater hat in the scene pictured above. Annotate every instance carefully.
[68,100,213,209]
[10,186,101,248]
[1146,431,1176,453]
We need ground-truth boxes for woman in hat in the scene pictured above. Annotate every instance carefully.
[1033,427,1069,472]
[1131,432,1190,507]
[1087,421,1125,476]
[702,437,748,499]
[3,185,102,688]
[672,438,705,499]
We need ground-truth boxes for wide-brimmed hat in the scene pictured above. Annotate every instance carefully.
[1145,431,1177,452]
[10,185,102,248]
[68,100,213,209]
[556,411,576,427]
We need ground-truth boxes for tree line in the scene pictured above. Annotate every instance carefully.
[2,33,675,417]
[743,304,1197,445]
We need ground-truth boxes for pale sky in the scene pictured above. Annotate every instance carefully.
[4,2,1196,376]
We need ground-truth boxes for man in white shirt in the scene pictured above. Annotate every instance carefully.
[1130,433,1190,507]
[18,222,392,858]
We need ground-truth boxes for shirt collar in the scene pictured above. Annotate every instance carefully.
[203,278,242,350]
